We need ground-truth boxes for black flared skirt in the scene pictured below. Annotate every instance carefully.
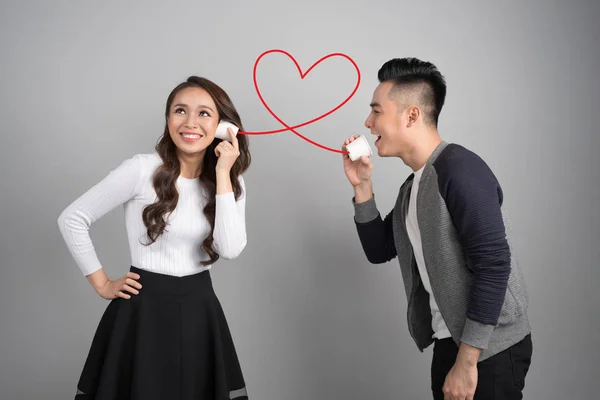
[74,266,248,400]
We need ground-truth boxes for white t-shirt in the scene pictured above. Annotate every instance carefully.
[58,152,247,277]
[405,165,452,339]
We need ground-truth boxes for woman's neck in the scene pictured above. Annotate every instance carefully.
[177,150,205,178]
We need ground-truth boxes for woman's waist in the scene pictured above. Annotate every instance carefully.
[129,264,213,294]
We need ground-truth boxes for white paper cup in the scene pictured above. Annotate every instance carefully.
[346,135,372,161]
[215,121,239,140]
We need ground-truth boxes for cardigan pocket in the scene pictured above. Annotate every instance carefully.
[497,285,520,325]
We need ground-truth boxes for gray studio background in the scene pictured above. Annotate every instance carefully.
[1,0,598,399]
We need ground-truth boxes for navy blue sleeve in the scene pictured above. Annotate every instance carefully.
[355,208,397,264]
[434,145,511,326]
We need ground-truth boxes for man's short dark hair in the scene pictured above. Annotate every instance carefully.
[378,57,446,127]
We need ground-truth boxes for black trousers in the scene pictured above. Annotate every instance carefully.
[431,334,532,399]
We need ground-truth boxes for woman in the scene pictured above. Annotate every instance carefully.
[58,76,251,400]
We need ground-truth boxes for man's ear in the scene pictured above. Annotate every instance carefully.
[406,106,420,127]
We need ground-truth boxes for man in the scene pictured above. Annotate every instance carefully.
[342,57,532,399]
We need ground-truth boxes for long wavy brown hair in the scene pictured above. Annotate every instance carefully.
[141,76,251,265]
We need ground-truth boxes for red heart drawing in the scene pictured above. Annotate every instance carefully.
[240,49,361,155]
